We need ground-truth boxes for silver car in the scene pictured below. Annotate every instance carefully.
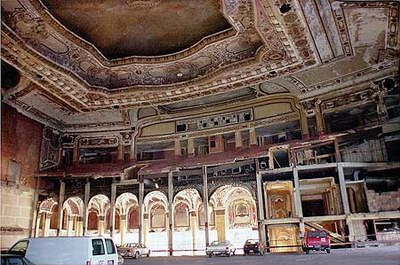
[206,240,236,257]
[118,243,151,259]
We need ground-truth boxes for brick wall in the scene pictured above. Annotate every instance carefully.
[366,189,400,212]
[1,103,43,248]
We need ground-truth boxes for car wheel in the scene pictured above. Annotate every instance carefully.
[305,249,310,254]
[243,251,247,256]
[326,248,331,254]
[208,253,213,258]
[134,251,140,259]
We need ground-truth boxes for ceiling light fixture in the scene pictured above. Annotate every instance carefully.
[177,72,183,77]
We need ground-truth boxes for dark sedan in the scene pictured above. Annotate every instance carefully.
[243,239,266,255]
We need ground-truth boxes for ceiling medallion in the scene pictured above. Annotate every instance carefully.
[124,0,161,8]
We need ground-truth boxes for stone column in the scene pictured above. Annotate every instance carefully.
[34,211,41,238]
[235,131,242,148]
[98,215,105,236]
[190,211,198,252]
[167,171,174,256]
[338,164,354,246]
[202,166,210,247]
[31,177,40,238]
[315,100,325,136]
[293,166,304,237]
[249,128,257,146]
[75,217,83,236]
[110,184,117,238]
[256,169,266,242]
[67,216,74,236]
[57,180,65,236]
[300,106,310,139]
[83,179,90,236]
[138,181,145,244]
[143,213,149,246]
[174,139,181,157]
[215,209,226,241]
[187,137,195,156]
[120,215,127,245]
[43,213,52,237]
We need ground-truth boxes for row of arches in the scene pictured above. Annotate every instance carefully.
[36,185,259,254]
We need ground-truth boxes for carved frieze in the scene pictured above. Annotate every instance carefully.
[79,136,119,148]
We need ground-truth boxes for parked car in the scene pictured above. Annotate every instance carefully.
[303,230,331,254]
[117,243,151,259]
[243,239,266,255]
[6,237,118,265]
[206,240,236,257]
[1,254,35,265]
[118,254,124,265]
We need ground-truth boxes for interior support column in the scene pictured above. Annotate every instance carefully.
[75,217,83,236]
[235,131,242,148]
[187,137,195,156]
[300,106,310,139]
[34,212,41,238]
[190,211,198,253]
[31,176,40,238]
[249,128,257,146]
[57,180,65,236]
[215,209,226,241]
[168,171,174,256]
[202,166,210,247]
[110,184,116,238]
[174,139,181,157]
[120,215,127,245]
[43,213,51,237]
[315,100,325,136]
[143,214,149,246]
[338,164,353,245]
[256,167,266,242]
[138,181,145,244]
[83,179,90,236]
[293,166,304,237]
[67,216,74,236]
[98,215,105,236]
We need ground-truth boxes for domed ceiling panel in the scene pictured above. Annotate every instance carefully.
[41,0,233,59]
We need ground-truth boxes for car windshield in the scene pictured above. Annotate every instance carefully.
[210,240,230,246]
[246,239,258,244]
[308,231,327,237]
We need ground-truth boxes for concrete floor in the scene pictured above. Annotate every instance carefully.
[123,246,400,265]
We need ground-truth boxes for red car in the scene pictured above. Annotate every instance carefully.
[303,230,331,254]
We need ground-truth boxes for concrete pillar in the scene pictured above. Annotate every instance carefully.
[143,214,149,246]
[174,139,181,156]
[83,180,90,236]
[138,181,145,244]
[167,171,174,255]
[44,213,52,237]
[110,184,117,238]
[249,128,257,146]
[215,209,226,241]
[187,137,195,156]
[120,215,127,245]
[190,211,198,252]
[57,180,66,236]
[338,164,350,215]
[293,166,304,237]
[235,131,242,148]
[67,216,74,236]
[256,170,266,242]
[72,138,80,164]
[98,215,105,236]
[202,166,210,247]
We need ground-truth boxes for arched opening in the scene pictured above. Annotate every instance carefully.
[88,211,99,230]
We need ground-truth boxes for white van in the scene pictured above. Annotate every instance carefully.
[7,236,118,265]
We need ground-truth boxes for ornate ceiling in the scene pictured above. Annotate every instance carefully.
[1,0,399,132]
